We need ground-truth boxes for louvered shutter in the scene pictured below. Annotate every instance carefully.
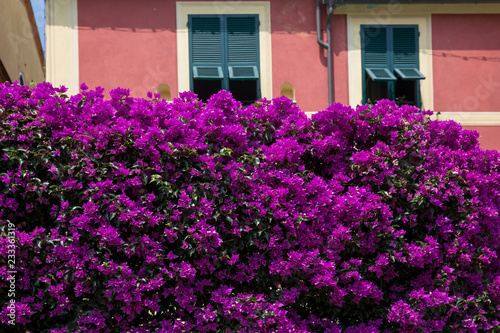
[362,26,396,81]
[227,16,259,80]
[190,17,224,79]
[393,27,425,80]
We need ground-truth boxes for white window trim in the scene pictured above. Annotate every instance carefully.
[176,1,272,99]
[46,0,79,95]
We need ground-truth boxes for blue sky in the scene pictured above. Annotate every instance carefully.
[30,0,45,54]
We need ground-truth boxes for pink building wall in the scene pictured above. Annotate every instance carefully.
[432,14,500,150]
[432,14,500,112]
[462,126,500,151]
[331,15,349,107]
[78,0,178,99]
[78,0,336,111]
[268,3,349,110]
[270,0,327,111]
[77,2,499,149]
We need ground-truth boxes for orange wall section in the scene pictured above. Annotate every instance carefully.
[78,0,335,110]
[432,14,500,112]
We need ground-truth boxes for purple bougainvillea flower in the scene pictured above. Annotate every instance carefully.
[0,82,499,332]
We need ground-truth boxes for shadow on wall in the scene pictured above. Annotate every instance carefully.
[77,0,176,31]
[429,51,500,62]
[76,0,335,34]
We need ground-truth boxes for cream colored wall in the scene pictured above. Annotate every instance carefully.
[176,1,272,99]
[46,0,79,95]
[0,0,44,83]
[340,3,500,127]
[430,112,500,126]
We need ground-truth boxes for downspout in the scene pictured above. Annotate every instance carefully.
[316,0,335,105]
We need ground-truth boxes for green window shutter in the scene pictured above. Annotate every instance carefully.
[227,16,259,79]
[393,26,425,80]
[193,66,223,79]
[228,65,259,80]
[189,15,261,103]
[394,68,425,80]
[364,27,388,67]
[362,26,396,81]
[362,25,424,107]
[393,27,417,67]
[366,68,396,81]
[190,17,224,79]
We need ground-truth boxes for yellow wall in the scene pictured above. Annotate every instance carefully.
[0,0,44,84]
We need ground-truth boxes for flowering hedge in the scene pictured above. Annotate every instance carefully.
[1,82,499,332]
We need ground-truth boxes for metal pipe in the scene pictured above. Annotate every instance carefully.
[316,0,328,49]
[326,2,334,105]
[316,0,335,105]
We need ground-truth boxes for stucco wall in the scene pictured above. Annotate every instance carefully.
[269,3,349,110]
[331,15,349,107]
[77,0,334,110]
[432,14,500,112]
[431,14,500,151]
[0,0,44,84]
[462,126,500,151]
[78,0,177,99]
[270,0,331,111]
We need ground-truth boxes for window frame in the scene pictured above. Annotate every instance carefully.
[188,14,261,103]
[361,24,425,108]
[176,1,272,100]
[346,15,432,110]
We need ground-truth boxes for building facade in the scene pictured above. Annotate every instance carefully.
[46,0,500,150]
[1,0,44,85]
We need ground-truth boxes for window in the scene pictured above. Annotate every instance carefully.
[361,25,425,108]
[189,15,261,105]
[157,84,172,101]
[280,82,295,101]
[18,72,25,85]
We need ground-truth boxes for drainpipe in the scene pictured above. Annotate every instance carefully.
[316,0,335,105]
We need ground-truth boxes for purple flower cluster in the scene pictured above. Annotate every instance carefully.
[0,82,499,332]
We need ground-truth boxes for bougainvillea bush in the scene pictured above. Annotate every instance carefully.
[1,82,500,332]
